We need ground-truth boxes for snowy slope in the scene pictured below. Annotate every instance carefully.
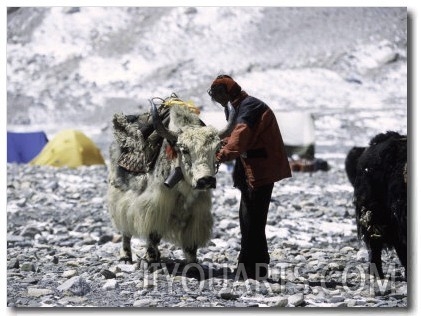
[7,7,407,160]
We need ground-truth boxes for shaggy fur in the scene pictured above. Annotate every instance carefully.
[108,105,221,264]
[344,146,366,185]
[345,131,407,278]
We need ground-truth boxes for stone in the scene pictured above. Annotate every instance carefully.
[340,246,355,253]
[288,293,305,307]
[57,276,91,296]
[27,287,53,297]
[101,269,117,279]
[8,259,20,269]
[117,263,136,273]
[133,298,156,307]
[103,279,118,291]
[219,289,240,300]
[274,297,288,307]
[6,158,408,307]
[20,226,42,238]
[330,296,345,303]
[20,262,36,272]
[62,270,78,278]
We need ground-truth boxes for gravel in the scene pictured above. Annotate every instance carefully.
[6,162,407,308]
[6,6,408,310]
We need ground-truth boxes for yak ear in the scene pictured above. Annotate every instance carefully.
[150,99,178,143]
[218,104,237,139]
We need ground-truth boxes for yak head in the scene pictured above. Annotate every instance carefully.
[151,100,236,190]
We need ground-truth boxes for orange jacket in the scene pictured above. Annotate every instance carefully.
[217,94,292,188]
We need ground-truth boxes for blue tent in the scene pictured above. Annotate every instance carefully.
[7,131,49,163]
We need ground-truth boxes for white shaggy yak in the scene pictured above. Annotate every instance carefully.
[108,101,236,263]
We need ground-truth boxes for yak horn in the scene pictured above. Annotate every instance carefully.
[150,99,178,144]
[218,104,237,139]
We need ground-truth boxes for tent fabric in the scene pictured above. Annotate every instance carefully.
[274,112,315,147]
[30,129,105,168]
[275,112,315,160]
[7,131,49,163]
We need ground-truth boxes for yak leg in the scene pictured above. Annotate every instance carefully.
[183,245,198,263]
[146,232,161,263]
[368,238,384,279]
[120,234,133,264]
[393,241,407,279]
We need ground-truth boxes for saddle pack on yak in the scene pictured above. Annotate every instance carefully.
[112,93,200,174]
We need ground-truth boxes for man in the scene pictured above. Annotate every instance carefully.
[208,74,291,280]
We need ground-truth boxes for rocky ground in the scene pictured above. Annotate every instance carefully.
[6,6,409,311]
[6,162,407,308]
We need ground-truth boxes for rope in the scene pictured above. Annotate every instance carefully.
[152,93,200,115]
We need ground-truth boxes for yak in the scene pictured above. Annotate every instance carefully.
[107,100,236,264]
[345,131,407,278]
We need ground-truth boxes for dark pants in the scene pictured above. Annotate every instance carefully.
[237,183,274,279]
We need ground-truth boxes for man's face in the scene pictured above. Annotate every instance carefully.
[208,85,230,107]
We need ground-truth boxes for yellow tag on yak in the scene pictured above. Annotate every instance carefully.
[163,98,200,115]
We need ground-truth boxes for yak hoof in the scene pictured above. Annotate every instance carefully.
[145,248,161,263]
[119,256,133,264]
[184,253,198,264]
[184,257,198,264]
[183,246,198,264]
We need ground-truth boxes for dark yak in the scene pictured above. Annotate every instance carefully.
[345,131,407,279]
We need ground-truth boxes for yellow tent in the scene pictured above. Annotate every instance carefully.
[30,129,105,168]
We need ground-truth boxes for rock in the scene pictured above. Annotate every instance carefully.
[270,283,283,294]
[219,219,237,230]
[347,299,357,307]
[20,262,36,272]
[117,263,136,273]
[22,277,40,285]
[58,296,87,305]
[98,235,113,245]
[288,293,305,307]
[340,246,355,253]
[16,198,27,207]
[27,287,53,297]
[219,289,240,300]
[8,259,20,269]
[294,254,306,262]
[62,270,78,278]
[103,279,118,291]
[57,276,91,296]
[65,261,80,267]
[101,269,117,279]
[274,297,288,307]
[133,298,156,307]
[7,234,26,244]
[330,296,345,303]
[327,261,346,271]
[6,156,408,307]
[20,226,42,238]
